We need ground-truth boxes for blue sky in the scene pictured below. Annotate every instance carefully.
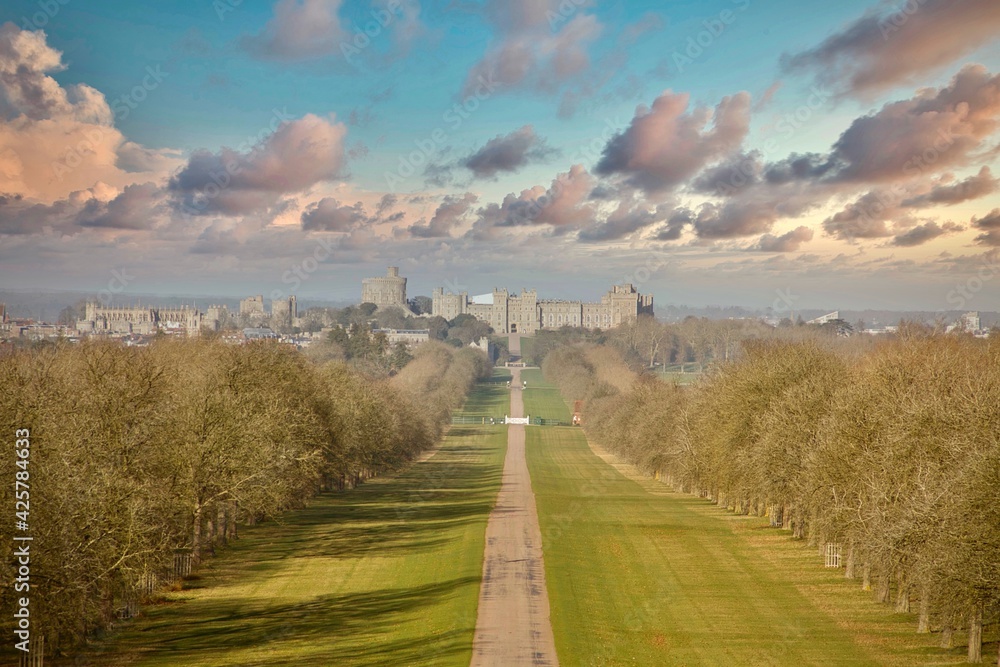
[1,0,999,310]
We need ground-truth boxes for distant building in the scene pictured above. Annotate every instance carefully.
[77,302,202,336]
[375,328,430,347]
[946,311,983,335]
[361,267,409,310]
[239,295,265,318]
[806,311,840,325]
[205,304,229,331]
[271,295,297,329]
[432,284,654,334]
[242,327,277,340]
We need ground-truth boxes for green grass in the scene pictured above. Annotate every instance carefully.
[517,335,535,363]
[656,370,703,386]
[82,376,510,667]
[520,368,965,667]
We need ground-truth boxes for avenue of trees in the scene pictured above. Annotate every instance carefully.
[544,334,1000,663]
[0,338,489,656]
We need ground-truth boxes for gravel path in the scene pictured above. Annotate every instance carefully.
[470,367,559,666]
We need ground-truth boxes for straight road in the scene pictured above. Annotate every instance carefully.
[470,367,558,666]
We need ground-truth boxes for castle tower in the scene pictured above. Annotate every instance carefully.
[361,266,407,308]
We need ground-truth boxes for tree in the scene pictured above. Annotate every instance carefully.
[410,296,433,315]
[426,316,449,341]
[58,304,81,326]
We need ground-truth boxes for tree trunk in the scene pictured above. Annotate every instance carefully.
[192,504,203,565]
[941,623,953,649]
[862,562,872,591]
[917,583,931,633]
[217,503,227,546]
[845,542,856,579]
[895,570,910,613]
[205,515,215,554]
[876,572,891,604]
[968,606,983,663]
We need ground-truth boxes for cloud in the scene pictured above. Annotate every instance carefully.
[782,0,1000,98]
[901,166,999,207]
[169,113,347,216]
[407,193,477,238]
[0,192,76,235]
[760,65,1000,190]
[694,199,782,240]
[749,226,814,252]
[823,65,1000,183]
[242,0,348,60]
[460,1,602,98]
[973,208,1000,246]
[463,125,556,179]
[595,90,751,194]
[577,198,674,242]
[76,182,163,230]
[472,164,595,234]
[892,221,963,247]
[654,207,693,241]
[0,25,180,201]
[619,12,665,45]
[690,150,763,196]
[821,165,997,242]
[242,0,427,66]
[0,23,111,124]
[0,182,169,236]
[822,189,900,240]
[301,198,370,231]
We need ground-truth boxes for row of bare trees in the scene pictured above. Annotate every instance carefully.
[544,335,1000,663]
[0,338,489,656]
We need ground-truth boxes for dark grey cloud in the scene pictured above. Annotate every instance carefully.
[76,183,162,230]
[463,125,556,179]
[577,200,670,243]
[0,193,76,235]
[691,151,763,196]
[892,221,963,247]
[301,198,371,231]
[654,207,693,241]
[973,208,1000,246]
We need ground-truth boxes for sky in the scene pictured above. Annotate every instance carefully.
[0,0,999,312]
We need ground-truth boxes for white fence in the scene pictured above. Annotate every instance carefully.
[504,416,530,425]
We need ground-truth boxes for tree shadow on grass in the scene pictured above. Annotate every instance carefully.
[91,576,479,667]
[68,420,505,666]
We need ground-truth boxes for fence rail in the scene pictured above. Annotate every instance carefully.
[450,415,504,424]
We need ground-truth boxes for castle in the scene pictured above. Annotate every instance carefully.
[431,284,653,334]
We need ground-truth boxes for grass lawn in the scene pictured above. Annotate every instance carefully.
[656,370,703,386]
[518,335,535,363]
[80,375,510,667]
[520,368,966,667]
